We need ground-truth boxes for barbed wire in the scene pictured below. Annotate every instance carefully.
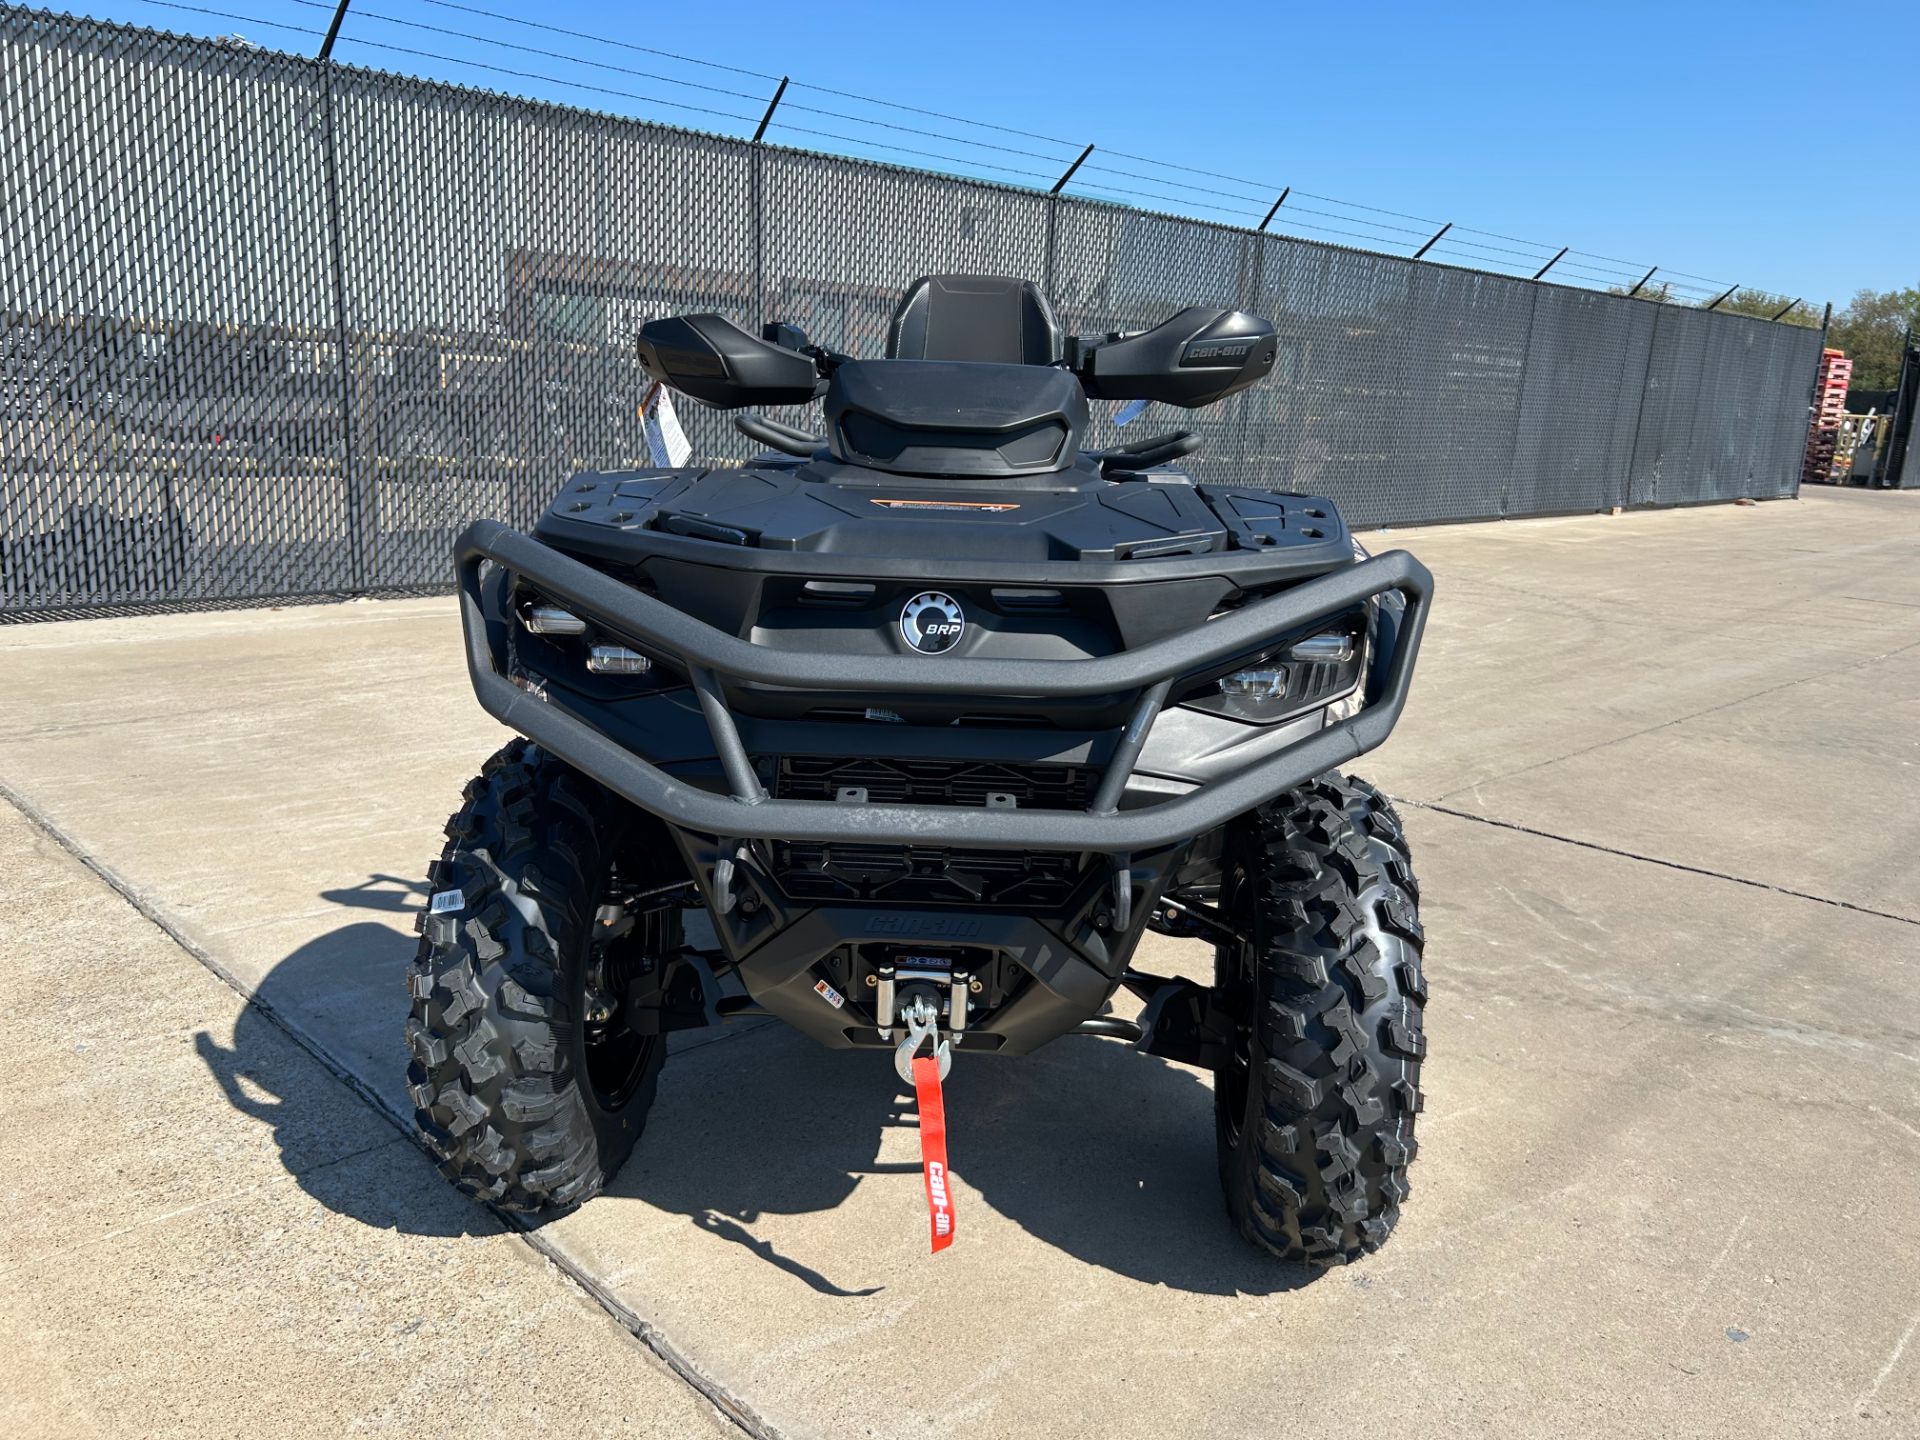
[126,0,1774,303]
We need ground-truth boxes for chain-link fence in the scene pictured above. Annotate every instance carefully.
[1,8,1827,615]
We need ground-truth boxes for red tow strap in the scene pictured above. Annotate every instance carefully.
[912,1054,955,1252]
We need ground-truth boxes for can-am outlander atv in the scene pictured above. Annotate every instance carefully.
[410,275,1432,1264]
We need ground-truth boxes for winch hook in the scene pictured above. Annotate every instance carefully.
[893,992,951,1084]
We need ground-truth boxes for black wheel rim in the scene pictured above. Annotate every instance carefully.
[580,904,671,1112]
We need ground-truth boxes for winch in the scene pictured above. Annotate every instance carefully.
[875,959,969,1082]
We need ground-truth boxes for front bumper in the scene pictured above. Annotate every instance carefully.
[456,518,1431,855]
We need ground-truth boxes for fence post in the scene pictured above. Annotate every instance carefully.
[1882,328,1915,489]
[1412,222,1452,260]
[317,61,368,592]
[1791,304,1836,495]
[748,79,784,326]
[1235,230,1265,481]
[1043,195,1060,302]
[1504,282,1544,518]
[1889,330,1920,489]
[1042,145,1091,302]
[750,141,766,325]
[1049,145,1093,195]
[751,77,788,144]
[318,0,353,61]
[1619,303,1663,511]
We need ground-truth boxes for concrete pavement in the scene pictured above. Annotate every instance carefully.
[0,803,737,1437]
[0,485,1915,1436]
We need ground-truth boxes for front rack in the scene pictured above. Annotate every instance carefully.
[456,519,1432,855]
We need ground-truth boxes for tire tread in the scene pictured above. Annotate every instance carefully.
[407,739,662,1212]
[1218,771,1426,1265]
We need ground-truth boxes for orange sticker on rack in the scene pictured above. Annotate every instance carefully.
[871,499,1021,512]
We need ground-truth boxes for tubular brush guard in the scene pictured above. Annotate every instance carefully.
[456,519,1432,854]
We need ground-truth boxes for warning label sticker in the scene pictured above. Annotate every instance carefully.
[813,978,846,1009]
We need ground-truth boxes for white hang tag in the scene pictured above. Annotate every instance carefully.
[643,383,693,467]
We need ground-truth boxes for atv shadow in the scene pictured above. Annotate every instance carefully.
[614,1021,1319,1297]
[193,909,489,1239]
[200,881,1318,1293]
[317,872,435,915]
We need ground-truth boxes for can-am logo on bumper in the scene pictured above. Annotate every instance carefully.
[901,591,966,654]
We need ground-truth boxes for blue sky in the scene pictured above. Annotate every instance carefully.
[92,0,1917,306]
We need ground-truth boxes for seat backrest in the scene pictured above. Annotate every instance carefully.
[886,274,1061,366]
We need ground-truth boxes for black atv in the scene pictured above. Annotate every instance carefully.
[410,274,1432,1265]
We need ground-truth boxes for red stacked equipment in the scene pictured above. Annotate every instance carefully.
[1802,349,1852,484]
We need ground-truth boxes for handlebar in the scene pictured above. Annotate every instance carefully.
[734,412,820,457]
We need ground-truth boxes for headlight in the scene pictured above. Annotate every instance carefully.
[1286,633,1354,663]
[513,590,678,693]
[1217,668,1287,700]
[586,644,653,675]
[1182,618,1366,724]
[523,603,587,635]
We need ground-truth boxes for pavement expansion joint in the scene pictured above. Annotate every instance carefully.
[0,774,784,1440]
[1403,797,1920,929]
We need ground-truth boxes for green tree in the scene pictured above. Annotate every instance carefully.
[1603,283,1820,326]
[1828,286,1920,391]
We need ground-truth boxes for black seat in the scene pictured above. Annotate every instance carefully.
[886,274,1061,366]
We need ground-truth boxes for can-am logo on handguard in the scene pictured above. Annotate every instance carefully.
[900,591,966,654]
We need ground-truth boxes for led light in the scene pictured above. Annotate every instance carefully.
[524,604,586,635]
[1289,633,1354,663]
[1218,667,1287,700]
[586,645,652,674]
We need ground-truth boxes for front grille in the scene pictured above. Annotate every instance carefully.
[775,757,1093,810]
[772,842,1083,908]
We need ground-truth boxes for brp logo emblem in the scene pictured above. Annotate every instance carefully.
[900,591,966,654]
